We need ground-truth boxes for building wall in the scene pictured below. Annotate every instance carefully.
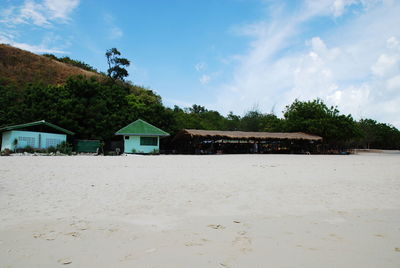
[123,135,159,154]
[1,130,67,151]
[1,131,12,151]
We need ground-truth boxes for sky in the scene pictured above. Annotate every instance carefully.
[1,0,400,128]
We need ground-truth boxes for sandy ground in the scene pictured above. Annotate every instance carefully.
[0,153,399,267]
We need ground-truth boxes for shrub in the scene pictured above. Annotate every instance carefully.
[150,149,159,155]
[1,148,12,156]
[12,138,18,152]
[23,145,34,153]
[56,141,73,155]
[46,146,57,154]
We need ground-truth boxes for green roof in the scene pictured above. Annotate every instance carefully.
[0,120,74,135]
[115,119,169,136]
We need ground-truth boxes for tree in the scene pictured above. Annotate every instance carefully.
[225,112,241,131]
[239,109,283,132]
[283,99,360,147]
[0,79,23,127]
[357,119,400,149]
[20,75,171,141]
[105,48,130,81]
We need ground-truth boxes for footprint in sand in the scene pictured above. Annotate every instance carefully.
[33,232,57,241]
[57,258,72,265]
[232,232,252,253]
[208,224,225,230]
[185,241,203,247]
[65,232,80,238]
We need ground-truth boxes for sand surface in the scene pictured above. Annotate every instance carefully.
[0,153,399,267]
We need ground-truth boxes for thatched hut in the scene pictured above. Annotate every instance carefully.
[172,129,322,154]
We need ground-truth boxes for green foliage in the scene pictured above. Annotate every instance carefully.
[0,79,23,127]
[239,109,283,132]
[356,119,400,149]
[46,146,57,153]
[21,76,131,140]
[23,145,34,153]
[150,149,159,155]
[1,52,399,151]
[42,54,98,72]
[226,112,240,131]
[105,48,130,81]
[170,105,228,132]
[12,138,18,148]
[1,148,12,156]
[0,75,174,142]
[283,99,360,146]
[46,146,57,154]
[56,141,73,155]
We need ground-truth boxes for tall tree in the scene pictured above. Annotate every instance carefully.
[283,99,360,147]
[105,48,130,81]
[357,119,400,149]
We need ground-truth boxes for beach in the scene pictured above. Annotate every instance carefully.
[0,153,399,267]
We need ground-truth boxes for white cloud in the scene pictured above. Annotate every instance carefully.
[0,32,66,53]
[371,54,399,77]
[195,62,206,72]
[109,26,123,39]
[0,0,80,26]
[200,75,211,85]
[104,13,123,40]
[43,0,79,21]
[387,36,400,49]
[19,0,49,26]
[212,0,400,127]
[0,0,79,54]
[386,75,400,92]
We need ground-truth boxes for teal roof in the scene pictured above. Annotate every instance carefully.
[115,119,169,136]
[0,120,74,135]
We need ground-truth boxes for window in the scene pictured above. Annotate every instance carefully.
[18,136,35,147]
[46,138,62,148]
[140,137,158,146]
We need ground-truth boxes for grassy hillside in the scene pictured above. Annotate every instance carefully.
[0,44,101,87]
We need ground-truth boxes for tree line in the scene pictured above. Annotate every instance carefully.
[1,75,399,149]
[1,48,399,150]
[43,54,98,73]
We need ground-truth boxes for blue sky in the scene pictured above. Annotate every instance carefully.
[1,0,400,128]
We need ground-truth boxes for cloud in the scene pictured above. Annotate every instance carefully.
[371,53,399,77]
[43,0,80,21]
[0,0,80,26]
[0,33,66,53]
[212,0,400,127]
[104,13,123,40]
[195,62,206,72]
[199,75,211,85]
[109,26,123,39]
[0,0,79,54]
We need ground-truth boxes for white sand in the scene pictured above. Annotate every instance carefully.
[0,153,399,267]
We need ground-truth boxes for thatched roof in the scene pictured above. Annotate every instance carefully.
[174,129,322,141]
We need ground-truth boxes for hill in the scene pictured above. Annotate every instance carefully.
[0,44,101,87]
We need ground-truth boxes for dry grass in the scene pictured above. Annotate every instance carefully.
[0,44,102,87]
[177,129,323,141]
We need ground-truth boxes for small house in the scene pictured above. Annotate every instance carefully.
[0,120,74,151]
[115,119,169,154]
